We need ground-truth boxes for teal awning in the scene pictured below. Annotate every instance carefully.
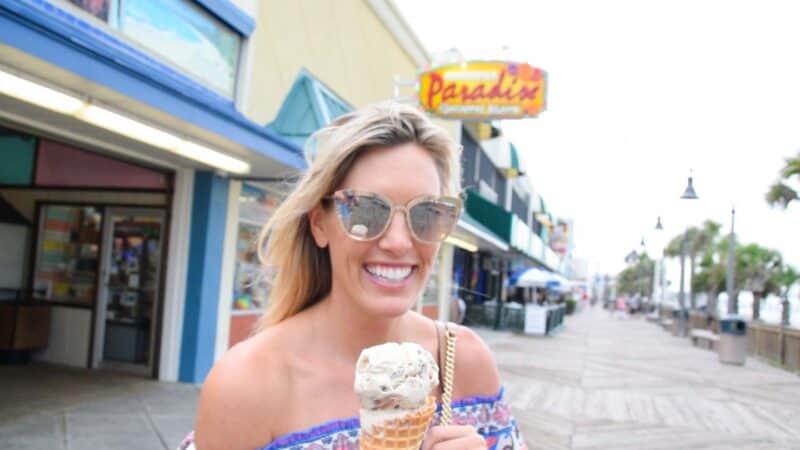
[458,211,508,251]
[464,189,511,243]
[267,69,353,148]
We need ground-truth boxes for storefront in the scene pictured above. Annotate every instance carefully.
[0,0,305,383]
[227,182,281,346]
[1,129,172,375]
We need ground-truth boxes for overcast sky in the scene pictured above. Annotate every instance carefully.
[396,0,800,276]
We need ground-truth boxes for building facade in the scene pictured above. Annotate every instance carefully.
[0,0,305,384]
[0,0,572,384]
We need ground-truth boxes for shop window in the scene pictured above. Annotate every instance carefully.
[118,0,242,98]
[35,140,169,189]
[69,0,111,21]
[232,184,281,312]
[33,205,103,305]
[460,131,477,190]
[478,150,494,192]
[0,130,36,186]
[511,190,527,223]
[495,169,507,207]
[64,0,243,98]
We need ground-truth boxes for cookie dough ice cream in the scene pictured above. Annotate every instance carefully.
[355,342,439,450]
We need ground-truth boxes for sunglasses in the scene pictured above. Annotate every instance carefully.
[322,189,463,243]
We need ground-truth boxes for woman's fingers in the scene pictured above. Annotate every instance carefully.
[421,425,487,450]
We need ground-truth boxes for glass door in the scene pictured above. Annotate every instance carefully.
[93,208,165,375]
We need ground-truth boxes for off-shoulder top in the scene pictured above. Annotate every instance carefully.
[179,387,527,450]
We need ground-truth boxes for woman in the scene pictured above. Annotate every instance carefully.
[185,102,528,450]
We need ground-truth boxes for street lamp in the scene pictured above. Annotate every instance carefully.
[677,172,699,337]
[726,207,737,315]
[653,217,665,309]
[639,237,647,299]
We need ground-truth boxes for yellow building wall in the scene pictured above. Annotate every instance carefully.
[245,1,414,122]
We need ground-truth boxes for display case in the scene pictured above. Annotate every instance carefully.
[33,205,102,306]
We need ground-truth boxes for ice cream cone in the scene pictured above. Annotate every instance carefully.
[359,396,436,450]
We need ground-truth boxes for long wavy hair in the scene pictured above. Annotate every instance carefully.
[255,101,462,329]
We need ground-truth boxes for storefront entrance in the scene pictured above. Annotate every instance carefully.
[92,208,165,376]
[1,126,173,378]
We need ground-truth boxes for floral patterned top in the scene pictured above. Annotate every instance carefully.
[179,388,527,450]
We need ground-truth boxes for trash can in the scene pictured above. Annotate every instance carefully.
[718,315,747,365]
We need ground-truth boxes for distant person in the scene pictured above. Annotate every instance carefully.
[184,103,527,449]
[615,296,628,319]
[629,294,640,315]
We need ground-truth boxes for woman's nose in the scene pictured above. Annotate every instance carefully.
[378,210,413,254]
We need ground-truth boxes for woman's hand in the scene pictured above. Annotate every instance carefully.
[421,425,487,450]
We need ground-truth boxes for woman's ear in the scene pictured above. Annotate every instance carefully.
[308,205,329,248]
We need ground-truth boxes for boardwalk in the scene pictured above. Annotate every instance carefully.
[2,308,799,449]
[479,307,800,449]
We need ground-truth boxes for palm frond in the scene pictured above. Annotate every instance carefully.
[766,182,798,209]
[781,155,800,179]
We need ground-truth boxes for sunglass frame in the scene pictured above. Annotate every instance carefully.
[323,189,463,243]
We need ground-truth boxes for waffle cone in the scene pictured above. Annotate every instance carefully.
[359,396,437,450]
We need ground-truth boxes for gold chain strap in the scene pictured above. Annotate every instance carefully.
[439,324,457,426]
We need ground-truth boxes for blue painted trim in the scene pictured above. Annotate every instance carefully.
[194,0,255,37]
[179,171,229,383]
[0,0,305,171]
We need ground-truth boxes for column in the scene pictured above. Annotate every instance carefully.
[179,171,230,383]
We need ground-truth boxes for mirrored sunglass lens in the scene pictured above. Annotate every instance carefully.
[409,201,459,242]
[336,194,391,239]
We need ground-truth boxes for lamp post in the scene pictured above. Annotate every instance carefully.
[677,173,699,337]
[653,217,665,311]
[639,237,647,299]
[726,207,737,315]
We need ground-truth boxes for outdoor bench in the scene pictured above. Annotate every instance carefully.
[690,329,720,351]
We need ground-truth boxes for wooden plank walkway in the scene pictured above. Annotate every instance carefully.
[477,306,800,449]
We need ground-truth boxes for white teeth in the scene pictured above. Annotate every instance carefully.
[365,265,412,280]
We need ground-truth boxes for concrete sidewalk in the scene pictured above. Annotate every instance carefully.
[482,306,800,449]
[0,365,198,450]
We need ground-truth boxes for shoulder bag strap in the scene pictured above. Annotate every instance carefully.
[436,321,457,426]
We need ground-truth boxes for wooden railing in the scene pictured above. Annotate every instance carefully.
[687,311,720,333]
[748,322,800,372]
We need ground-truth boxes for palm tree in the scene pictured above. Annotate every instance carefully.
[693,250,727,317]
[766,153,800,209]
[737,244,783,321]
[616,253,654,298]
[664,221,721,309]
[778,265,800,326]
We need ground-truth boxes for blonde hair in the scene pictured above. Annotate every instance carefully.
[255,101,462,329]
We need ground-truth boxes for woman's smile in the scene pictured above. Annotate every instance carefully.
[362,263,418,290]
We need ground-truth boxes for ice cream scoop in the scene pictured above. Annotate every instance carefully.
[354,342,439,449]
[355,342,438,410]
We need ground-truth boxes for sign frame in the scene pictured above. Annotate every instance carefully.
[417,60,547,120]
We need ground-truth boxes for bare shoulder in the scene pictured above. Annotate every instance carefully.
[194,323,293,450]
[448,323,502,399]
